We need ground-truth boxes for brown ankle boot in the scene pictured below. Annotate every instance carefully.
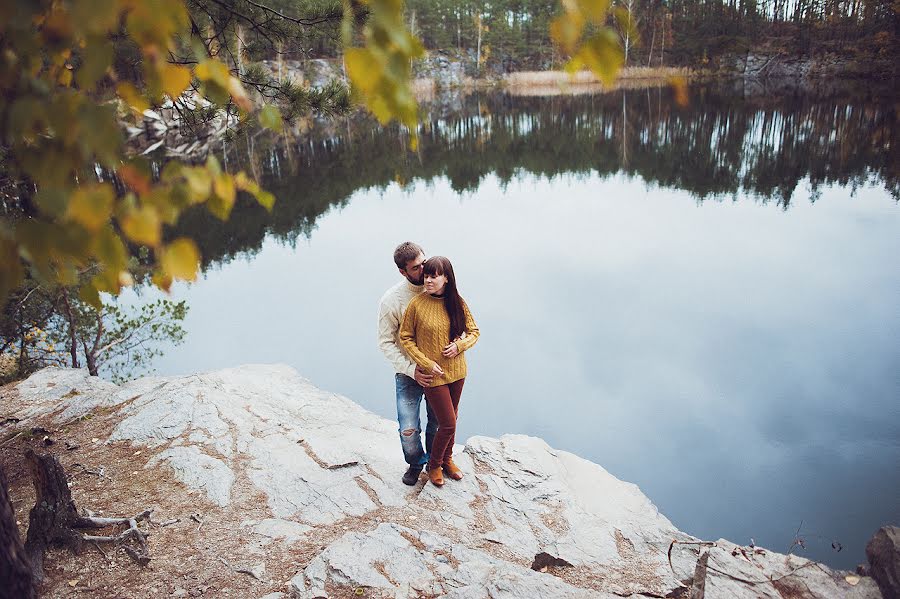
[428,467,444,487]
[442,459,463,480]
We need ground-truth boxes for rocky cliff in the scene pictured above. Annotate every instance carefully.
[0,365,885,598]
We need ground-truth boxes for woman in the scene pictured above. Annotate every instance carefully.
[399,256,480,487]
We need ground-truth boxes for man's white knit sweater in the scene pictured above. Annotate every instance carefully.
[377,278,424,378]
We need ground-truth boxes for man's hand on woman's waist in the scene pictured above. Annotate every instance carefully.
[413,366,434,386]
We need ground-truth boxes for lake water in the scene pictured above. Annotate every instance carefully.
[130,83,899,569]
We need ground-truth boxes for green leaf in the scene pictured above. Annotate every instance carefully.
[234,172,275,211]
[159,63,191,99]
[143,187,184,225]
[56,262,79,286]
[200,81,230,107]
[117,82,149,114]
[76,37,113,89]
[93,226,128,273]
[550,14,582,54]
[71,0,119,35]
[213,173,235,204]
[345,48,381,95]
[125,0,187,48]
[579,0,611,24]
[0,236,24,305]
[206,194,230,220]
[80,104,123,167]
[259,105,282,131]
[195,59,231,87]
[67,183,114,232]
[79,281,102,309]
[253,190,275,211]
[576,30,624,86]
[208,174,236,220]
[160,161,183,183]
[93,227,131,293]
[34,188,68,217]
[160,238,200,282]
[182,166,212,202]
[205,155,222,176]
[120,205,161,247]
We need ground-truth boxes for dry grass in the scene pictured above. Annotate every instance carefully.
[617,66,694,80]
[501,67,694,96]
[504,66,692,87]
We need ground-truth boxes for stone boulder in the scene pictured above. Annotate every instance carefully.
[867,526,900,599]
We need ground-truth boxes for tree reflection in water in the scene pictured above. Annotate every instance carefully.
[170,83,898,272]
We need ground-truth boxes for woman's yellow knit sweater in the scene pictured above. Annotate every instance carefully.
[399,293,480,388]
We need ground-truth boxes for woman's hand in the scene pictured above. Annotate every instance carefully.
[431,362,445,376]
[442,342,460,358]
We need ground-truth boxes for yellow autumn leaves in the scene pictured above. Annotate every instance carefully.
[343,0,425,148]
[2,0,636,307]
[0,0,277,306]
[550,0,633,85]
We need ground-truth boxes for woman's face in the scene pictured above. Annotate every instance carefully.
[424,272,448,295]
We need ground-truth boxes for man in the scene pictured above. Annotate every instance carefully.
[377,242,438,485]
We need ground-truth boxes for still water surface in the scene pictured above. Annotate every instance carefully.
[133,85,899,569]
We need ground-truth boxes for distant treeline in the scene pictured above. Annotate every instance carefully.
[403,0,899,70]
[259,0,898,72]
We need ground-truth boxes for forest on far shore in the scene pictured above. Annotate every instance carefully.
[264,0,898,75]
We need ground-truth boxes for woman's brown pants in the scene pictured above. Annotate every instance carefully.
[424,378,465,471]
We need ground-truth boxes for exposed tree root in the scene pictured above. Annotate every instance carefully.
[22,450,153,581]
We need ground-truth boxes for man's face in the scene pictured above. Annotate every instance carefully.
[400,253,426,285]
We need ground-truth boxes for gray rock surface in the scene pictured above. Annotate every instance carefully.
[689,538,882,598]
[867,526,900,599]
[245,518,313,544]
[5,365,884,598]
[148,445,234,507]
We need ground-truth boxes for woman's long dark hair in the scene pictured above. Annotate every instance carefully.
[423,256,467,343]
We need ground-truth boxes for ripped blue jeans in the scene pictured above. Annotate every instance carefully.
[396,373,438,467]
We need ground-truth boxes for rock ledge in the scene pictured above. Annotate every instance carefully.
[1,365,884,599]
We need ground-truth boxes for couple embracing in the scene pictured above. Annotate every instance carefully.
[377,242,480,487]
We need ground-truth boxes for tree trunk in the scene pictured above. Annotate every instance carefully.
[661,15,666,66]
[623,0,634,64]
[621,90,629,166]
[17,332,25,377]
[82,338,98,377]
[82,310,102,377]
[236,24,245,76]
[0,465,35,599]
[476,14,482,74]
[23,450,91,581]
[61,290,79,369]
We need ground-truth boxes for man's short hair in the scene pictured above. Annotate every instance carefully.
[393,242,424,270]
